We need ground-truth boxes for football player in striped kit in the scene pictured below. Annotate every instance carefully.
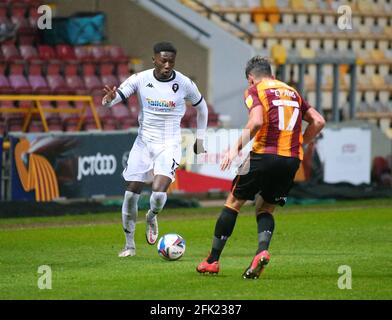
[197,56,325,278]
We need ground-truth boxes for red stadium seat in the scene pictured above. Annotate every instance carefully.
[28,74,50,94]
[46,63,61,75]
[46,74,69,94]
[82,65,102,94]
[82,63,96,76]
[0,5,8,24]
[9,63,32,93]
[0,74,13,93]
[101,74,118,88]
[83,75,102,95]
[117,62,131,82]
[10,3,36,34]
[74,46,92,62]
[107,45,128,63]
[55,44,77,62]
[17,33,38,45]
[38,45,58,61]
[28,5,41,28]
[1,43,22,61]
[66,76,88,94]
[91,45,110,62]
[19,44,40,62]
[99,63,115,76]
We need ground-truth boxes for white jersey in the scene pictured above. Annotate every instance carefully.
[117,68,203,144]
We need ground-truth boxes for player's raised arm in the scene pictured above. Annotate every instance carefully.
[102,85,120,107]
[102,74,138,108]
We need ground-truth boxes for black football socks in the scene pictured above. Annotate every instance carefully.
[256,212,275,254]
[207,206,238,263]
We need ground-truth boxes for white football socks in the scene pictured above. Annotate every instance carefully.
[122,191,140,249]
[147,191,167,221]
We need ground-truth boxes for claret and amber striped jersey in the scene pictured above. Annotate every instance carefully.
[244,79,311,160]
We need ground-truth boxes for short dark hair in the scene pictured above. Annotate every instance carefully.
[153,42,177,55]
[245,56,272,79]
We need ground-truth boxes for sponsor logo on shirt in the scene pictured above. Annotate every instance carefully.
[146,98,176,109]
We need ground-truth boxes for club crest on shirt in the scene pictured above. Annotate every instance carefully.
[245,95,253,109]
[172,83,179,93]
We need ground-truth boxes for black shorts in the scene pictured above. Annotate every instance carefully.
[231,153,300,205]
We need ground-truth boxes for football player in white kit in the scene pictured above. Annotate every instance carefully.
[102,42,208,257]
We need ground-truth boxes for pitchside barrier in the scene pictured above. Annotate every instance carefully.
[7,130,137,202]
[0,125,378,202]
[0,95,101,132]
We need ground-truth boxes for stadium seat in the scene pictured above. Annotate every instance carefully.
[98,63,115,75]
[46,63,62,76]
[38,45,58,61]
[28,5,41,28]
[91,45,110,62]
[117,62,131,82]
[19,44,40,62]
[17,33,37,45]
[55,44,77,62]
[258,21,274,34]
[290,0,305,9]
[9,63,32,93]
[101,73,118,89]
[0,4,8,23]
[107,45,128,63]
[64,64,88,94]
[1,43,22,61]
[28,63,51,94]
[82,63,103,94]
[74,46,93,62]
[46,73,69,94]
[0,73,12,93]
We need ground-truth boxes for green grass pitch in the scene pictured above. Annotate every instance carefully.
[0,199,391,300]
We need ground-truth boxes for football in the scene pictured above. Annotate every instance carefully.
[157,233,186,261]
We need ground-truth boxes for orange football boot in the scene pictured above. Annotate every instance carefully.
[242,250,270,279]
[196,256,220,274]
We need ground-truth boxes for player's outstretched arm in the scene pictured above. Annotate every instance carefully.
[102,85,121,108]
[193,99,208,154]
[302,107,325,145]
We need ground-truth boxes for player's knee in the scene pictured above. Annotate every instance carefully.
[255,195,275,215]
[225,193,245,212]
[256,202,275,215]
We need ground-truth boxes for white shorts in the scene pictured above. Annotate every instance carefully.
[122,137,181,183]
